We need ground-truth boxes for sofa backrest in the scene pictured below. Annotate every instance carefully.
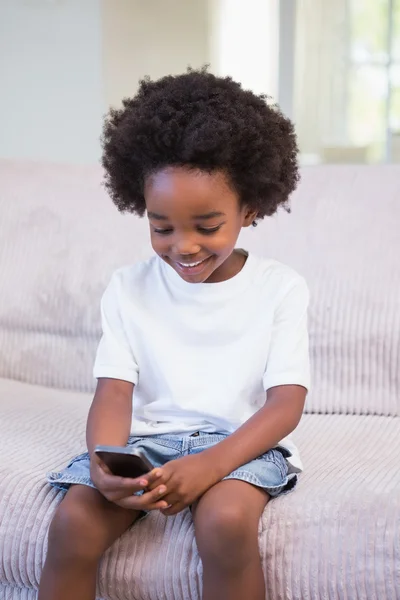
[0,160,151,392]
[1,160,399,416]
[240,165,400,417]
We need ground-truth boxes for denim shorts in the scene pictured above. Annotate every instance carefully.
[47,432,297,499]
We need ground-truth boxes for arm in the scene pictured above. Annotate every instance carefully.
[87,377,168,510]
[89,271,139,456]
[201,385,306,479]
[205,275,310,475]
[150,276,310,515]
[150,385,306,515]
[87,274,167,509]
[86,377,133,457]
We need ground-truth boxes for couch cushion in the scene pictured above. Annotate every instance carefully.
[241,165,400,417]
[0,159,151,392]
[1,160,399,415]
[1,161,400,415]
[1,379,398,600]
[0,585,37,600]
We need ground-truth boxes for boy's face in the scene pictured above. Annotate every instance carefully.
[144,167,256,283]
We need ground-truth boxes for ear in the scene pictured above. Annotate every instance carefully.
[242,208,258,228]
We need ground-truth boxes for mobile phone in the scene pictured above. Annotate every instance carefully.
[94,445,154,478]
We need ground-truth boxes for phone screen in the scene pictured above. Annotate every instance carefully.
[96,450,152,478]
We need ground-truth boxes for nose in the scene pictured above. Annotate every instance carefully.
[172,235,201,257]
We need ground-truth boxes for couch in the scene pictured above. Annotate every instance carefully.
[0,159,399,600]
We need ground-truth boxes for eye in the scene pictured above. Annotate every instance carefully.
[197,225,223,235]
[153,227,173,235]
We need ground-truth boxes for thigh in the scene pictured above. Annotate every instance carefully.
[49,484,141,556]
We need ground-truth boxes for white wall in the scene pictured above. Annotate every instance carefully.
[102,0,210,108]
[0,0,210,163]
[0,0,278,164]
[0,0,104,164]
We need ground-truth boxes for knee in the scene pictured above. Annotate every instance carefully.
[195,504,257,568]
[47,500,103,565]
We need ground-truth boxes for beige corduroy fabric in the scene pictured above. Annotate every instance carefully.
[1,160,399,417]
[1,588,36,600]
[0,160,151,393]
[1,161,399,600]
[240,166,400,418]
[0,378,399,600]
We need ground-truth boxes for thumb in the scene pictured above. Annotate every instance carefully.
[93,454,112,475]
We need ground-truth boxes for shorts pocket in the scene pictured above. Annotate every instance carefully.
[47,452,93,491]
[259,448,289,480]
[65,452,90,468]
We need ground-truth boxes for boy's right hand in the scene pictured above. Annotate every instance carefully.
[90,453,169,511]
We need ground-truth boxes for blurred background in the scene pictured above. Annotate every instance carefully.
[1,0,399,166]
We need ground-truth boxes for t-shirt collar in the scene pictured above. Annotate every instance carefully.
[159,250,256,298]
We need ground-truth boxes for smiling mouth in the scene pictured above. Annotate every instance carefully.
[178,258,206,268]
[173,256,212,276]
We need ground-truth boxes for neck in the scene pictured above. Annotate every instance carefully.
[205,249,247,283]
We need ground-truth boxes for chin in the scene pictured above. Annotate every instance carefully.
[178,268,214,284]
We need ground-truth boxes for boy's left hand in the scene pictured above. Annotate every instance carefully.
[147,453,220,516]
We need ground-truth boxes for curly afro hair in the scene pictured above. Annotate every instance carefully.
[102,68,299,220]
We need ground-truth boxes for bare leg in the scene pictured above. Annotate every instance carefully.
[38,485,140,600]
[193,480,269,600]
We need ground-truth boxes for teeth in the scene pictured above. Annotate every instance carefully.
[179,259,204,268]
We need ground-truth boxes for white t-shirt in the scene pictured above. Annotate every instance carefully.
[93,252,310,472]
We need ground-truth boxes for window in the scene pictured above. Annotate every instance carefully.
[292,0,400,163]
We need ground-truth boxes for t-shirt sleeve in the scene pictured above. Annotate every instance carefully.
[263,276,310,392]
[93,273,139,384]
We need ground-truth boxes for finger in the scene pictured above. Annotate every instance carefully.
[144,469,163,487]
[157,491,179,506]
[97,459,113,476]
[115,486,169,511]
[99,472,150,497]
[147,467,173,491]
[161,502,186,516]
[90,455,129,485]
[116,496,169,511]
[120,470,163,490]
[90,454,112,475]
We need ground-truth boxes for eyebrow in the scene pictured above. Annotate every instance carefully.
[147,212,168,221]
[193,211,226,220]
[147,211,226,221]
